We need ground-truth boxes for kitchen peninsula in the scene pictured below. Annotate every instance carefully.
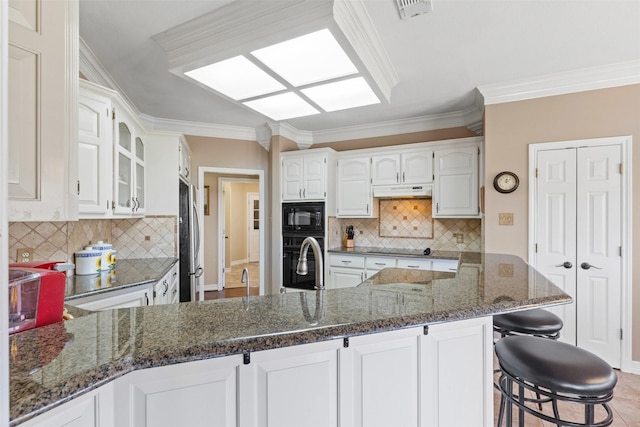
[10,253,570,427]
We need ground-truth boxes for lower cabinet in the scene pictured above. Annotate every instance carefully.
[67,283,153,311]
[24,317,492,427]
[20,383,114,427]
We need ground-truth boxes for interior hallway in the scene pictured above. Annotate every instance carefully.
[202,261,260,300]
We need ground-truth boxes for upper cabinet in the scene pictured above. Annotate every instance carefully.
[281,149,335,202]
[433,144,480,218]
[371,150,433,186]
[78,83,114,215]
[178,137,192,183]
[336,156,377,218]
[113,112,146,216]
[8,0,79,222]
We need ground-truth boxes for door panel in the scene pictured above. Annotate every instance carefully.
[535,149,577,344]
[575,145,621,367]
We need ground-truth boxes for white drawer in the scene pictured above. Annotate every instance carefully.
[397,258,432,270]
[366,256,397,270]
[431,259,459,272]
[330,254,365,268]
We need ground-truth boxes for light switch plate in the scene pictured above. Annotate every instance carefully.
[499,213,514,226]
[455,233,464,243]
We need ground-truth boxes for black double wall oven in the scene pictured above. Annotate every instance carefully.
[282,202,325,290]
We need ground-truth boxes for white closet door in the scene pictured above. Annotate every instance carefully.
[535,144,622,368]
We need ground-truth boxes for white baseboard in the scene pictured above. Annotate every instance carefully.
[203,284,218,291]
[629,360,640,375]
[230,259,248,266]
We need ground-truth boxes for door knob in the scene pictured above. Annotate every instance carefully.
[555,261,573,269]
[580,262,602,270]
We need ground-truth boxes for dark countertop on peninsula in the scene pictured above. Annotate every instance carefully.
[10,253,570,425]
[65,258,178,301]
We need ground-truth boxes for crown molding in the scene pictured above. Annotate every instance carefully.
[310,106,483,144]
[255,124,272,151]
[478,60,640,105]
[271,123,314,149]
[139,114,257,141]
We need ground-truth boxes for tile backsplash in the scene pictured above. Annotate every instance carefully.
[329,199,481,252]
[8,216,177,263]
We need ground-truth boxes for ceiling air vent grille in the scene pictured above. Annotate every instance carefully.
[396,0,433,20]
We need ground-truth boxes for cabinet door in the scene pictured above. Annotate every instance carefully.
[401,150,433,184]
[420,317,493,427]
[115,356,242,427]
[78,90,112,215]
[371,154,400,185]
[282,157,304,201]
[114,121,135,214]
[8,0,78,222]
[340,328,420,427]
[134,135,146,214]
[302,155,326,200]
[329,267,365,289]
[433,146,479,218]
[241,340,341,427]
[336,157,373,217]
[397,258,432,270]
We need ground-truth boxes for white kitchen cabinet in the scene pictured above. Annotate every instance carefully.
[371,150,433,185]
[433,144,480,218]
[114,355,242,427]
[240,339,342,427]
[20,383,114,427]
[365,256,397,278]
[431,258,459,272]
[154,263,178,305]
[340,328,420,427]
[78,81,115,216]
[397,257,433,270]
[8,0,79,222]
[67,283,153,311]
[421,316,493,427]
[281,151,333,201]
[336,156,377,218]
[113,107,146,216]
[328,254,366,289]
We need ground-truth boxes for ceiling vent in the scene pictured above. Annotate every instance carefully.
[396,0,433,20]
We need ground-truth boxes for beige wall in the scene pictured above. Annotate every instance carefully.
[483,84,640,361]
[187,136,269,288]
[229,181,259,264]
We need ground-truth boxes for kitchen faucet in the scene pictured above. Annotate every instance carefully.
[296,236,324,290]
[241,267,250,298]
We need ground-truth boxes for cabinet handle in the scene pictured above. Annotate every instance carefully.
[135,197,140,211]
[341,260,352,264]
[303,188,306,198]
[366,203,369,214]
[145,293,149,306]
[436,203,439,213]
[374,262,386,266]
[407,265,420,268]
[402,172,405,182]
[299,189,302,198]
[131,197,136,212]
[396,172,399,183]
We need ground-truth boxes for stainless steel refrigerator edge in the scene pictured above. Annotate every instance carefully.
[179,180,203,302]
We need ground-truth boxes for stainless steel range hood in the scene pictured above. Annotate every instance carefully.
[372,184,432,198]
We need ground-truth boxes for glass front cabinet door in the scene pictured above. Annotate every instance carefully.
[114,115,145,215]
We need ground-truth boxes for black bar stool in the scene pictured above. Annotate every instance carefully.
[494,309,563,340]
[495,335,617,427]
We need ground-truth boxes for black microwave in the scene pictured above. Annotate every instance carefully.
[283,202,325,233]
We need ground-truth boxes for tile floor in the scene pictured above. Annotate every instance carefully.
[493,368,640,426]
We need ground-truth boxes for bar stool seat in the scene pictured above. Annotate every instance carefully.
[494,309,563,339]
[496,336,617,427]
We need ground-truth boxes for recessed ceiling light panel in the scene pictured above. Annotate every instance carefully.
[251,29,358,87]
[243,92,320,121]
[301,77,380,112]
[185,55,286,100]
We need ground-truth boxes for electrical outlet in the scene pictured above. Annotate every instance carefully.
[17,248,33,263]
[499,263,514,277]
[499,213,514,226]
[455,233,464,243]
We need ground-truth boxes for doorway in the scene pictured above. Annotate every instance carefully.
[528,136,632,370]
[197,167,265,299]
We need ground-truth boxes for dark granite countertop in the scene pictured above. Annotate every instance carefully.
[328,246,462,260]
[65,258,178,301]
[9,253,570,425]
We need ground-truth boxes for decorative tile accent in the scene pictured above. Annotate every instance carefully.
[329,199,481,252]
[379,199,433,238]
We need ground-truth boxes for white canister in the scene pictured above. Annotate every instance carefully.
[93,241,113,271]
[75,246,102,275]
